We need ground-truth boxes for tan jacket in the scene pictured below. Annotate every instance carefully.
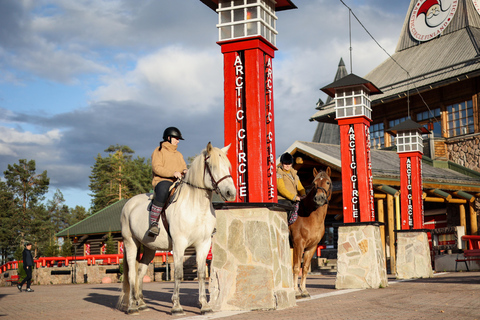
[151,142,187,187]
[276,165,306,201]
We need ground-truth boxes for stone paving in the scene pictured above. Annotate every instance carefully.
[1,272,479,320]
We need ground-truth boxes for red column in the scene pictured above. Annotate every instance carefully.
[221,38,277,203]
[338,117,375,222]
[399,152,424,229]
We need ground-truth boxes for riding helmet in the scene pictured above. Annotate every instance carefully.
[163,127,184,141]
[280,153,294,165]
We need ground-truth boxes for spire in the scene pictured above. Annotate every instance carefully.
[325,58,348,105]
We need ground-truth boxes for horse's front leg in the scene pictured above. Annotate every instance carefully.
[292,243,304,298]
[124,241,140,314]
[196,241,213,315]
[171,244,186,316]
[300,246,316,298]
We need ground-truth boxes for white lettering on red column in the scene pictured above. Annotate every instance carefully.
[265,56,275,199]
[235,53,247,199]
[348,125,359,220]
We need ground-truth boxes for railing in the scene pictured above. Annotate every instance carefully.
[462,235,480,251]
[0,252,172,274]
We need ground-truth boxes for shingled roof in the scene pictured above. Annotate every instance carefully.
[285,140,480,192]
[56,199,128,237]
[311,0,480,122]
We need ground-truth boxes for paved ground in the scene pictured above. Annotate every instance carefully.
[1,272,479,320]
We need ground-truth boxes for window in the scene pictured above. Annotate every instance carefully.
[446,101,474,137]
[370,122,384,149]
[416,108,441,137]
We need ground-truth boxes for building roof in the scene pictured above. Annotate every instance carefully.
[285,140,480,192]
[56,199,128,237]
[310,0,480,122]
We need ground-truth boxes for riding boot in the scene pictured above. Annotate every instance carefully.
[148,204,163,236]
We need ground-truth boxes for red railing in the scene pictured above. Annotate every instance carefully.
[462,235,480,251]
[0,252,172,274]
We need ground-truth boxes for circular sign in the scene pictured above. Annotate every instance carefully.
[409,0,457,42]
[474,0,480,15]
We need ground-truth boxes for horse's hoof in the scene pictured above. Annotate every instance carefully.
[295,292,303,299]
[127,308,139,315]
[201,307,214,315]
[301,292,311,299]
[171,308,186,316]
[138,304,149,311]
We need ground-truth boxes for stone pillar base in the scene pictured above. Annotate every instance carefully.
[209,206,296,311]
[396,231,433,279]
[335,224,388,289]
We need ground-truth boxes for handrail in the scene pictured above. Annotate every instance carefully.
[461,235,480,250]
[0,252,172,274]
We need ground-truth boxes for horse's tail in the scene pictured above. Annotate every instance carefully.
[116,257,130,311]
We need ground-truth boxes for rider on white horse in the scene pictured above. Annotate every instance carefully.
[149,127,188,236]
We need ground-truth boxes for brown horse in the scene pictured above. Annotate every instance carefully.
[289,167,332,298]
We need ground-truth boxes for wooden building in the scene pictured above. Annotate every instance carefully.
[305,0,480,270]
[56,200,127,256]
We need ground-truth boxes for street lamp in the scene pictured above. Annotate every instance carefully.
[387,118,429,154]
[217,0,278,45]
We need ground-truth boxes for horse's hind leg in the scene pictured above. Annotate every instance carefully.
[300,246,316,298]
[196,240,213,315]
[136,247,156,311]
[124,237,141,314]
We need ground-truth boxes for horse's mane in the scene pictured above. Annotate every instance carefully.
[183,145,231,188]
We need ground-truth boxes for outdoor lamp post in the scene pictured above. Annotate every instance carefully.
[201,0,296,203]
[387,118,430,230]
[321,74,382,223]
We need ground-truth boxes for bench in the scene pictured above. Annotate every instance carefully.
[455,235,480,271]
[455,249,480,271]
[5,275,19,286]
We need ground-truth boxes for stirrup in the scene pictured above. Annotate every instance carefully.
[148,222,160,236]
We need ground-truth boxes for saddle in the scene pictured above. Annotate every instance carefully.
[148,180,181,237]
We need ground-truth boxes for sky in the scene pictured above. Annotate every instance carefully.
[0,0,411,210]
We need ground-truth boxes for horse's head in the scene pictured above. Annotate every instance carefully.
[202,142,236,201]
[311,167,332,207]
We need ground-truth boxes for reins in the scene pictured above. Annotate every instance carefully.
[179,154,232,201]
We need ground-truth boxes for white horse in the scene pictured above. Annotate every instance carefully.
[117,142,235,315]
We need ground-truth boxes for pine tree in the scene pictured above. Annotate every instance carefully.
[3,159,50,257]
[0,181,16,265]
[89,145,151,212]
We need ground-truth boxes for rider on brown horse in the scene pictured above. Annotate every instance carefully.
[277,153,306,225]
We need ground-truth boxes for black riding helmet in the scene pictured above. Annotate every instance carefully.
[280,153,294,165]
[163,127,184,141]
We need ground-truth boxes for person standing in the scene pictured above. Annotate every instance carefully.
[17,242,34,292]
[148,127,188,236]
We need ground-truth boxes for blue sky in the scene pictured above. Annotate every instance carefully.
[0,0,410,209]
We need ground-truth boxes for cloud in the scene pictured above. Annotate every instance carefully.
[91,45,223,113]
[0,0,410,209]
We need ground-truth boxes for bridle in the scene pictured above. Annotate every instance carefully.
[312,174,332,205]
[183,154,232,201]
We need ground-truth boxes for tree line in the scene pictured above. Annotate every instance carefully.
[0,145,152,265]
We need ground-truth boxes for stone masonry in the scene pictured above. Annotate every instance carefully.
[396,231,433,279]
[209,207,296,311]
[335,225,388,289]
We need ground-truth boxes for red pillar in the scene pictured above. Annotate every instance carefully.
[399,152,424,229]
[221,38,277,203]
[338,117,375,223]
